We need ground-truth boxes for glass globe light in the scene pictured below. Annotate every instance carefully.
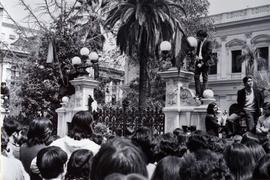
[62,96,69,103]
[160,41,171,51]
[89,52,99,62]
[72,56,82,65]
[187,36,198,48]
[80,47,90,56]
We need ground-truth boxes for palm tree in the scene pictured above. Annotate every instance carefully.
[239,44,266,76]
[105,0,185,108]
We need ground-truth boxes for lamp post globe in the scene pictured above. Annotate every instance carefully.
[80,47,90,56]
[187,36,198,48]
[89,52,99,63]
[160,41,171,52]
[72,56,82,65]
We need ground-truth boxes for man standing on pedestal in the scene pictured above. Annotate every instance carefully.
[237,76,264,132]
[194,30,213,98]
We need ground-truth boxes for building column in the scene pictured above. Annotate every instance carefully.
[220,36,228,79]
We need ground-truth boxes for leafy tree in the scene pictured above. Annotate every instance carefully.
[16,0,106,124]
[105,0,186,108]
[121,0,213,108]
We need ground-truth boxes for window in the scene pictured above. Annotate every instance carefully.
[257,47,269,71]
[209,53,217,74]
[231,50,242,73]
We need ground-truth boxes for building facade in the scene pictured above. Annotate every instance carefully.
[205,4,270,111]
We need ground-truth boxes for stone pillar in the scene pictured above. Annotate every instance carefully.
[56,76,99,137]
[159,67,216,133]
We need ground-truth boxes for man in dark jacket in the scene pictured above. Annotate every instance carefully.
[194,30,214,98]
[237,76,264,132]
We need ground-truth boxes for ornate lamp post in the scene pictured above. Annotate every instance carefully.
[71,47,99,78]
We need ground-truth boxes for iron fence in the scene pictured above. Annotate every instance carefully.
[93,107,165,136]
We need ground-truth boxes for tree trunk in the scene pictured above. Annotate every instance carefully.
[138,55,148,109]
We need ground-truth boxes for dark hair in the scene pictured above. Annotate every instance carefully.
[151,156,182,180]
[242,76,253,84]
[262,141,270,153]
[3,118,21,136]
[243,141,266,162]
[173,128,187,145]
[131,127,154,163]
[1,128,9,152]
[186,133,209,152]
[65,149,94,180]
[207,102,217,115]
[179,149,232,180]
[196,30,208,38]
[154,133,187,162]
[90,137,148,180]
[253,154,270,179]
[68,111,94,140]
[37,146,68,179]
[1,82,6,85]
[104,173,148,180]
[27,117,53,146]
[224,143,255,180]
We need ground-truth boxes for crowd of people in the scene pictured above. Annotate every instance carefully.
[2,103,270,180]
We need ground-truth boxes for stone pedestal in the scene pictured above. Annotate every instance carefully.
[158,67,215,133]
[56,76,99,137]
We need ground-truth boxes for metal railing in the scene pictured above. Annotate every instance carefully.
[93,107,165,136]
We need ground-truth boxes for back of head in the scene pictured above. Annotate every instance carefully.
[68,111,94,140]
[253,154,270,179]
[243,141,266,162]
[91,137,148,180]
[224,143,255,180]
[151,156,182,180]
[37,146,68,179]
[186,133,209,152]
[179,149,231,180]
[3,118,20,137]
[105,173,148,180]
[66,149,94,180]
[131,127,154,163]
[154,133,187,162]
[27,117,53,146]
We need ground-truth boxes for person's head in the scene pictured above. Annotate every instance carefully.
[196,30,208,41]
[173,128,187,145]
[104,173,148,180]
[37,146,68,179]
[27,117,53,146]
[186,133,209,152]
[253,154,270,179]
[263,102,270,117]
[131,127,154,163]
[68,111,94,140]
[65,149,94,180]
[1,82,6,87]
[90,137,148,180]
[243,141,266,162]
[207,102,218,115]
[3,118,21,137]
[179,149,231,180]
[243,76,253,89]
[151,156,182,180]
[154,133,187,162]
[224,143,255,180]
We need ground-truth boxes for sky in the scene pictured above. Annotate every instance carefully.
[1,0,270,26]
